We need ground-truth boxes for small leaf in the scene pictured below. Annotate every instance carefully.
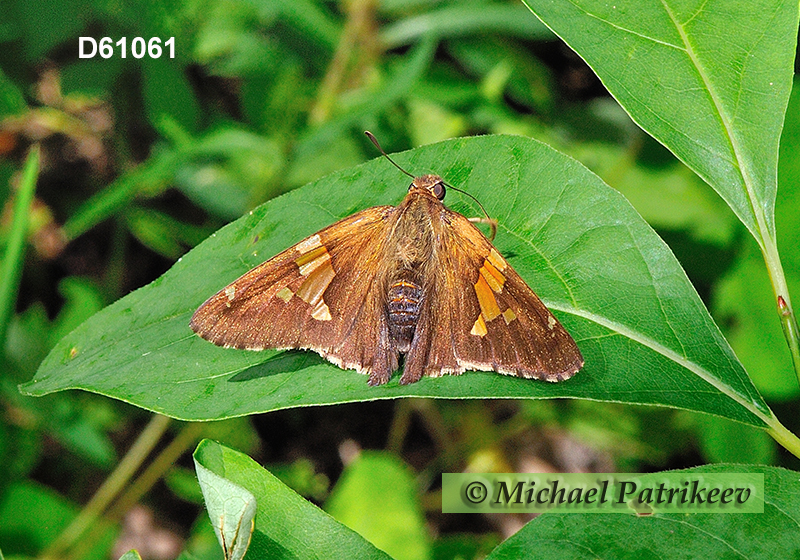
[380,4,552,49]
[324,452,431,560]
[192,440,392,560]
[117,551,142,560]
[195,456,256,560]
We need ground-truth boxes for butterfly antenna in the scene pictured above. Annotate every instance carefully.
[448,184,498,241]
[364,131,415,179]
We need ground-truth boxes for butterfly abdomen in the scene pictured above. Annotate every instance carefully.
[387,278,422,352]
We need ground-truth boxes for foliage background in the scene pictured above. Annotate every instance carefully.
[0,0,798,559]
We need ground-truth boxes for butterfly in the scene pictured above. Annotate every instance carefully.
[190,133,583,386]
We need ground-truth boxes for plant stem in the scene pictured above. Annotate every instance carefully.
[106,421,206,520]
[309,0,378,125]
[67,422,207,560]
[777,294,800,385]
[764,413,800,460]
[764,237,800,388]
[40,414,171,560]
[0,146,40,350]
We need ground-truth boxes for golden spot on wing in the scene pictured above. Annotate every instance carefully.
[224,286,236,306]
[547,314,557,330]
[295,245,330,276]
[502,308,517,324]
[474,275,500,322]
[487,248,506,271]
[297,263,335,305]
[295,233,322,254]
[480,260,505,293]
[311,300,332,321]
[295,244,336,320]
[276,286,293,302]
[470,315,487,336]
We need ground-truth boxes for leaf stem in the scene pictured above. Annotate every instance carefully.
[0,146,39,351]
[106,421,206,520]
[39,414,171,560]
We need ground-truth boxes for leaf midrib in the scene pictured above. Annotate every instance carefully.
[660,0,769,246]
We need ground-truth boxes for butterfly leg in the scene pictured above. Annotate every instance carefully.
[367,328,399,386]
[368,359,395,386]
[398,317,432,384]
[468,217,498,242]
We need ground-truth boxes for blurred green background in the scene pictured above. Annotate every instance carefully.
[1,1,798,559]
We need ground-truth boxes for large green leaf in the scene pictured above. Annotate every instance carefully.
[22,136,768,427]
[193,439,392,560]
[522,0,798,241]
[485,464,800,559]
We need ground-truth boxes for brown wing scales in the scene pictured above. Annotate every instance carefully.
[401,208,583,384]
[190,206,399,378]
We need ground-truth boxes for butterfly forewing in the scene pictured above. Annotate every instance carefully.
[191,206,397,374]
[399,207,583,384]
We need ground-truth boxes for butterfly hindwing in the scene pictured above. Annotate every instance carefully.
[191,206,398,376]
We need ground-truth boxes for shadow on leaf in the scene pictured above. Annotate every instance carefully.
[229,350,327,382]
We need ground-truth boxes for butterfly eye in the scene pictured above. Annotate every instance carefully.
[433,181,446,200]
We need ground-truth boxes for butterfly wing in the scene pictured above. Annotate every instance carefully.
[400,208,583,384]
[191,205,402,381]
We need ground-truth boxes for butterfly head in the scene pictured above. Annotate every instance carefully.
[411,174,447,201]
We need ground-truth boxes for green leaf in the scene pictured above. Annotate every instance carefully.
[144,58,202,135]
[11,0,87,62]
[0,67,26,117]
[380,4,552,49]
[23,136,769,430]
[192,440,392,560]
[485,465,800,559]
[117,551,143,560]
[195,455,257,560]
[522,0,798,242]
[0,147,39,349]
[62,149,183,241]
[324,452,431,560]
